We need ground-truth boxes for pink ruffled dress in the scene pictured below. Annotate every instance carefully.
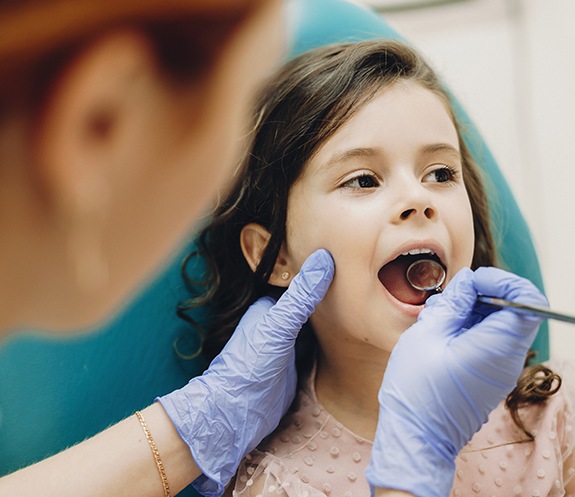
[231,364,575,497]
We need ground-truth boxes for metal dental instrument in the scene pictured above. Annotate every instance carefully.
[406,259,575,325]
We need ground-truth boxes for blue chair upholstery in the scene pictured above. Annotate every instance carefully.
[0,1,548,495]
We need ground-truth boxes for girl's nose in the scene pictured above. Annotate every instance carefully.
[400,205,436,221]
[392,177,437,223]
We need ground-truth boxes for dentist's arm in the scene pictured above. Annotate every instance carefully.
[367,267,548,497]
[0,249,334,497]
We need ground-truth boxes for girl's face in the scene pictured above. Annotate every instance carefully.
[284,81,475,353]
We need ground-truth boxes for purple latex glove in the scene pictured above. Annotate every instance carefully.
[159,249,334,497]
[366,266,548,497]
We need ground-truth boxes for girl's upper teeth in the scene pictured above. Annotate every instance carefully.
[401,248,435,256]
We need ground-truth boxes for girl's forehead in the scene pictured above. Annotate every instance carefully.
[304,83,458,173]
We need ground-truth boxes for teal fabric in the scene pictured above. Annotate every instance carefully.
[0,251,206,496]
[0,0,548,494]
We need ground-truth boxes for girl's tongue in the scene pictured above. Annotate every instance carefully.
[378,256,431,305]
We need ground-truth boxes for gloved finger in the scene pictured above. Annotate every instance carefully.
[417,267,476,336]
[473,266,549,309]
[206,297,282,380]
[217,297,277,358]
[471,267,547,340]
[452,304,541,367]
[234,296,276,331]
[448,269,547,385]
[265,248,335,338]
[458,304,499,332]
[216,250,333,374]
[446,314,538,401]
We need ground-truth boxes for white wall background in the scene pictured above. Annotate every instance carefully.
[359,0,575,360]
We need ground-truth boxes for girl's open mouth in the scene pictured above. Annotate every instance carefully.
[378,251,446,306]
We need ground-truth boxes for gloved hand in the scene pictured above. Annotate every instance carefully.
[365,266,548,497]
[158,248,334,497]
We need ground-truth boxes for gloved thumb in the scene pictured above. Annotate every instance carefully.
[265,248,334,338]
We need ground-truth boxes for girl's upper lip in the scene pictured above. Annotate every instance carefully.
[380,240,447,268]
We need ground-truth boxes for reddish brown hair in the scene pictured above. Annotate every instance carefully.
[0,0,264,115]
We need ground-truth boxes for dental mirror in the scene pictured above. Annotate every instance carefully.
[405,259,575,324]
[406,259,446,292]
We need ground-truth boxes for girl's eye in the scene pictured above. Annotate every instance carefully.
[341,174,380,189]
[423,166,458,184]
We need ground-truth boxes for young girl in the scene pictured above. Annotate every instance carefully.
[182,40,575,497]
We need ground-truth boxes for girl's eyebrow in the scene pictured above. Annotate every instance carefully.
[318,143,461,173]
[318,146,384,173]
[420,143,461,159]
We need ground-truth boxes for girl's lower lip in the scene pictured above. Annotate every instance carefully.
[379,281,424,318]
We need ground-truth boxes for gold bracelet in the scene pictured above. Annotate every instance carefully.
[135,410,171,497]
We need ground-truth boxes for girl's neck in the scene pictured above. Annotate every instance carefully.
[314,344,390,441]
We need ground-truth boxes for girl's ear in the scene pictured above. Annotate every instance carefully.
[240,223,296,288]
[240,223,271,272]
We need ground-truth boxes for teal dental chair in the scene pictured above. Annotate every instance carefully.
[0,1,548,495]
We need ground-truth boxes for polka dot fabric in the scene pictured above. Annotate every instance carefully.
[232,384,372,497]
[451,383,575,497]
[231,366,575,497]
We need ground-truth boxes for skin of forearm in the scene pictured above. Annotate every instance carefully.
[0,403,200,497]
